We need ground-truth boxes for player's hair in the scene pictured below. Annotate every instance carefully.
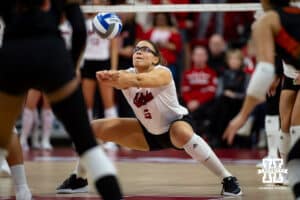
[142,40,164,66]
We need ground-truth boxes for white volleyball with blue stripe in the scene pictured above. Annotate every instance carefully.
[92,12,122,39]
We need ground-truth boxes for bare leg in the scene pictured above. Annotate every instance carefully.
[82,78,96,121]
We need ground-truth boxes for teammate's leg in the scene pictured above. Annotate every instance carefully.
[47,78,123,200]
[40,94,54,150]
[56,118,148,194]
[7,131,32,200]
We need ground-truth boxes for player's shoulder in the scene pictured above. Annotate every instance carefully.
[153,65,173,75]
[252,10,280,31]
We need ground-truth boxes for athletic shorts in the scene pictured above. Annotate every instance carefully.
[0,36,75,95]
[80,59,110,80]
[282,76,300,91]
[138,114,196,151]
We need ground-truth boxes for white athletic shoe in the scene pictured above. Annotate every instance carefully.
[31,130,41,149]
[0,160,11,177]
[20,137,29,151]
[41,139,53,150]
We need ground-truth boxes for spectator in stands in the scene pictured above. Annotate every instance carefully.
[144,12,182,90]
[207,34,227,76]
[210,49,249,147]
[181,46,217,134]
[151,0,195,70]
[197,0,226,39]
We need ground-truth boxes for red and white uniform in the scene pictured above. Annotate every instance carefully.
[122,65,188,135]
[181,65,217,105]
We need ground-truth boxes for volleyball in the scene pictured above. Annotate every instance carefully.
[92,12,122,39]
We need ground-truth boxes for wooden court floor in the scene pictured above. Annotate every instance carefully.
[0,148,294,200]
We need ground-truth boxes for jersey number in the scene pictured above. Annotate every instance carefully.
[143,109,152,119]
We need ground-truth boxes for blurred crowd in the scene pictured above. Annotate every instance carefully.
[9,0,269,150]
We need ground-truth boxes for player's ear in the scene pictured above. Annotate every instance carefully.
[152,56,160,65]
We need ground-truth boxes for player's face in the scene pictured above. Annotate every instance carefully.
[133,41,159,71]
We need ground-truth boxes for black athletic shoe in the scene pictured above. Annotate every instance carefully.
[56,174,88,194]
[221,176,242,196]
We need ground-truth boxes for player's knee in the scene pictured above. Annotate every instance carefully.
[170,128,192,148]
[91,120,112,143]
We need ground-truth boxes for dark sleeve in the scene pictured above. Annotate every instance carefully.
[64,2,86,66]
[0,1,15,23]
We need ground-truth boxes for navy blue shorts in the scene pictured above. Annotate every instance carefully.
[138,114,196,151]
[282,76,300,91]
[80,59,110,80]
[0,36,75,95]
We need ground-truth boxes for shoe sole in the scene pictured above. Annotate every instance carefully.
[56,186,88,194]
[222,191,243,196]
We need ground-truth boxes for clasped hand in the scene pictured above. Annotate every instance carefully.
[96,70,120,82]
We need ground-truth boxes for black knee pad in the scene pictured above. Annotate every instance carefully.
[51,86,97,155]
[287,139,300,162]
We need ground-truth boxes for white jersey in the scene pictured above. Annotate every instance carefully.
[122,65,188,135]
[84,18,110,61]
[283,61,299,79]
[59,20,72,50]
[0,17,4,47]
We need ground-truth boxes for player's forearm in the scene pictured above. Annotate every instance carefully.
[239,95,263,119]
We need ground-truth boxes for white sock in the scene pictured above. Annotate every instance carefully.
[87,109,93,121]
[291,125,300,148]
[104,106,118,118]
[11,164,29,187]
[183,134,232,179]
[265,115,279,158]
[21,108,35,142]
[80,146,116,181]
[0,148,8,167]
[41,109,54,142]
[73,159,87,179]
[278,130,291,167]
[10,165,32,200]
[0,159,11,175]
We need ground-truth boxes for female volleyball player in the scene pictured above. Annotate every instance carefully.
[0,1,123,199]
[57,40,242,196]
[222,0,300,198]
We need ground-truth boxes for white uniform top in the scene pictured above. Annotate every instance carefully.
[59,20,72,50]
[0,17,4,47]
[84,18,110,60]
[283,62,299,79]
[122,65,189,135]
